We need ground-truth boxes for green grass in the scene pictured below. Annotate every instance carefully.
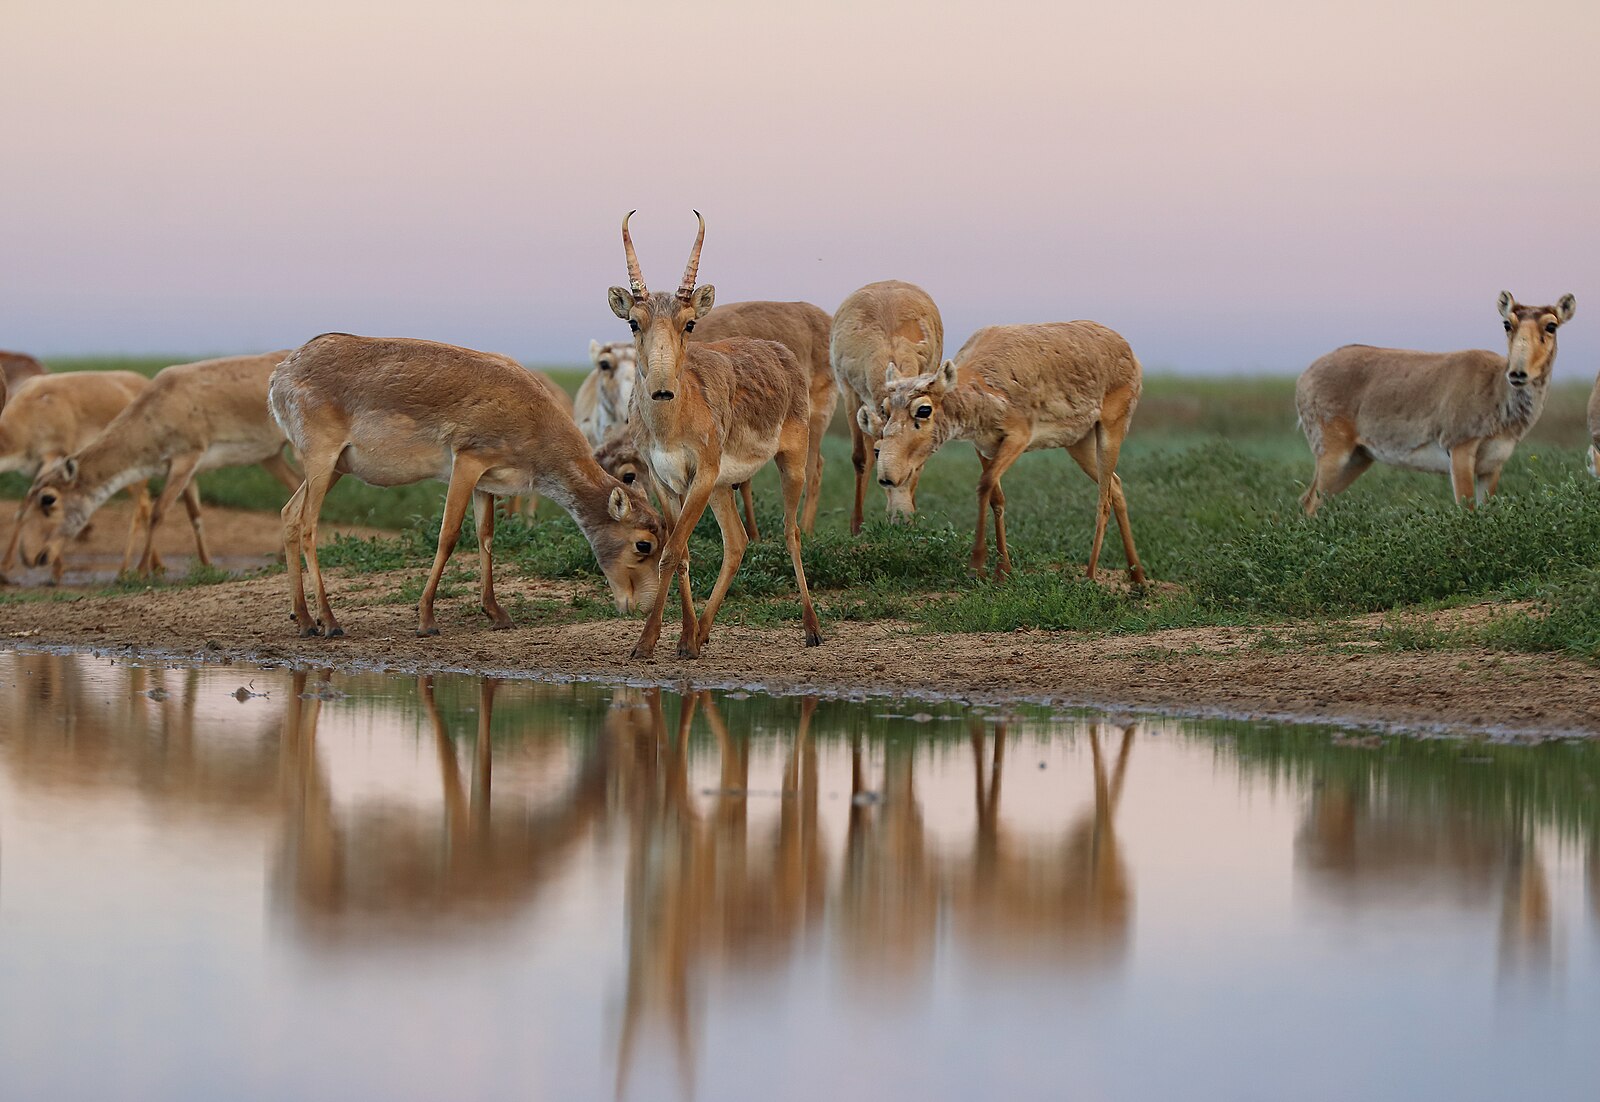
[11,364,1600,659]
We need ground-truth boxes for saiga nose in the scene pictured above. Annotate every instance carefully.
[651,390,675,401]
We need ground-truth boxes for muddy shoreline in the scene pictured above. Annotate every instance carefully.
[4,566,1597,740]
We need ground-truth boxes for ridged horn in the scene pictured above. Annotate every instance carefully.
[676,210,705,302]
[622,210,646,297]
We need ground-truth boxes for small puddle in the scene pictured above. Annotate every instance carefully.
[1,652,1596,1101]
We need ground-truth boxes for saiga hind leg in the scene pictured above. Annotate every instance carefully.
[472,489,512,629]
[775,428,823,647]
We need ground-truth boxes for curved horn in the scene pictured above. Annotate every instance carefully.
[676,210,705,302]
[622,210,646,297]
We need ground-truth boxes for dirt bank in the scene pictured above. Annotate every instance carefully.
[3,564,1595,738]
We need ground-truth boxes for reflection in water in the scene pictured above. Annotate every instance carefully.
[1,652,1598,1102]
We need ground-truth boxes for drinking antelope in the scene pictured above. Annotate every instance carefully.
[864,323,1146,583]
[30,353,301,583]
[269,333,666,638]
[1297,291,1577,512]
[831,281,943,533]
[690,300,837,535]
[608,212,823,658]
[575,340,638,447]
[0,370,151,582]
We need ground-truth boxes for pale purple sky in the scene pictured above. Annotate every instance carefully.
[5,0,1597,374]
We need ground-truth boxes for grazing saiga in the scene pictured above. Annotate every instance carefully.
[269,333,665,638]
[831,281,943,533]
[690,300,837,536]
[1297,291,1576,512]
[0,370,151,582]
[608,211,823,658]
[31,353,301,582]
[865,322,1146,583]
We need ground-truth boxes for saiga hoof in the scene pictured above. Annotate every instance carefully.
[805,631,824,648]
[416,626,441,638]
[325,626,346,639]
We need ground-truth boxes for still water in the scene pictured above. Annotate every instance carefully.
[0,652,1596,1102]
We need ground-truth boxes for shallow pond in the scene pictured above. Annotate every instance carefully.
[1,651,1596,1101]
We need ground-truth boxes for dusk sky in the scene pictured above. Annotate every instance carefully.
[5,0,1597,374]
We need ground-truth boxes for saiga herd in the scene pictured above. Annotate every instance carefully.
[0,213,1593,656]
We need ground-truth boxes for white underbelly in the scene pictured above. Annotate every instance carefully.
[337,441,453,488]
[717,453,766,486]
[197,439,277,473]
[1367,441,1452,474]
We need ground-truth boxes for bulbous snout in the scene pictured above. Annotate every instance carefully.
[1507,367,1529,388]
[882,486,916,521]
[650,389,675,402]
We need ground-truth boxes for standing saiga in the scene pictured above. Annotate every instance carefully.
[865,322,1146,584]
[609,212,823,659]
[1297,291,1576,512]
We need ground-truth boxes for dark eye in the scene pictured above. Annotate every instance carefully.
[628,319,640,333]
[40,493,56,507]
[635,540,653,554]
[915,404,933,418]
[600,359,612,371]
[1504,320,1513,332]
[622,472,636,484]
[1544,322,1557,334]
[872,446,880,457]
[684,320,695,333]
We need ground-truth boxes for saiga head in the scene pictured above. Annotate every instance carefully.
[607,211,716,404]
[860,359,960,520]
[29,455,89,570]
[1498,290,1575,388]
[591,482,667,616]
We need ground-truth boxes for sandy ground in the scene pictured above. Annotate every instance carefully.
[3,555,1597,738]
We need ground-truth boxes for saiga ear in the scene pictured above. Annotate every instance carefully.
[690,284,716,318]
[63,457,79,483]
[1497,290,1517,321]
[608,485,631,521]
[884,362,900,386]
[929,360,958,394]
[1556,294,1576,323]
[608,287,635,321]
[589,339,601,359]
[856,405,884,437]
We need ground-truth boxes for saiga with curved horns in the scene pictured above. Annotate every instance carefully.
[609,211,823,658]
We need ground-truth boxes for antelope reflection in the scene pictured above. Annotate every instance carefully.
[276,671,614,941]
[1297,772,1555,982]
[0,652,285,822]
[953,721,1136,970]
[614,692,827,1100]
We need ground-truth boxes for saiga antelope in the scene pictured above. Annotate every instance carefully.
[864,323,1146,583]
[574,340,638,447]
[608,211,823,658]
[0,370,152,582]
[30,353,301,583]
[1297,291,1576,512]
[269,334,665,638]
[690,300,837,536]
[831,281,943,533]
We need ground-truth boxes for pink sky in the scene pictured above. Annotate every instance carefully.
[5,0,1597,374]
